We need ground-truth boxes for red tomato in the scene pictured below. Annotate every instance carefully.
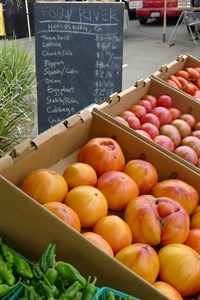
[129,105,146,119]
[180,113,196,129]
[153,135,175,152]
[134,129,153,140]
[174,145,198,166]
[140,122,159,139]
[168,75,183,90]
[126,116,141,130]
[166,79,179,89]
[77,137,125,176]
[143,94,157,108]
[185,67,200,81]
[114,116,129,127]
[151,106,172,126]
[157,94,173,109]
[169,107,182,120]
[137,99,153,113]
[174,70,190,80]
[140,113,160,128]
[182,82,196,96]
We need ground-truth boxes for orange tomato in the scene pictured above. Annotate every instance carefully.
[93,215,132,254]
[190,206,200,229]
[153,281,183,300]
[43,202,81,232]
[123,159,158,195]
[185,67,200,81]
[184,229,200,254]
[21,168,68,205]
[77,137,125,176]
[174,70,190,80]
[82,232,114,256]
[64,185,108,228]
[158,243,200,297]
[96,171,139,211]
[151,179,199,215]
[115,243,159,284]
[63,162,97,189]
[168,75,183,90]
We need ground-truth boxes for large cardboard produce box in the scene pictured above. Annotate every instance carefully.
[0,111,199,300]
[152,53,200,100]
[94,76,200,174]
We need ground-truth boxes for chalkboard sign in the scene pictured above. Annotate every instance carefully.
[34,2,124,133]
[184,11,200,26]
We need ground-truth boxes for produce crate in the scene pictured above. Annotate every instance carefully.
[1,110,200,300]
[3,286,24,300]
[152,53,200,100]
[94,286,140,299]
[0,243,31,300]
[93,76,200,174]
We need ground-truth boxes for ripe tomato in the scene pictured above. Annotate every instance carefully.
[115,243,159,284]
[182,82,196,96]
[96,171,139,211]
[124,196,190,246]
[156,94,173,109]
[137,99,153,113]
[181,136,200,156]
[134,129,153,140]
[64,186,108,228]
[180,113,196,129]
[168,107,182,120]
[82,232,114,256]
[77,137,125,176]
[171,119,192,138]
[184,229,200,254]
[21,168,68,205]
[153,135,175,152]
[151,106,172,126]
[174,70,190,80]
[114,116,129,127]
[158,243,200,297]
[140,122,159,139]
[140,113,160,128]
[119,110,135,119]
[142,94,157,108]
[166,79,179,89]
[159,124,181,148]
[174,145,198,166]
[168,76,183,90]
[126,116,141,130]
[175,76,189,87]
[123,159,158,195]
[185,67,200,81]
[43,202,81,232]
[190,206,200,229]
[93,215,132,254]
[63,162,97,190]
[129,105,146,119]
[151,179,199,215]
[153,281,183,300]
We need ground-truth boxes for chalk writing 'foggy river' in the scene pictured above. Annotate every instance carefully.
[40,7,119,23]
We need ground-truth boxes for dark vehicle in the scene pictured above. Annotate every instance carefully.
[135,0,182,24]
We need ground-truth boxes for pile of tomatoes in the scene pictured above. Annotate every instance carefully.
[21,137,200,300]
[166,67,200,99]
[114,92,200,167]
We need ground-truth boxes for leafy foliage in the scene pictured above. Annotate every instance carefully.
[0,39,36,157]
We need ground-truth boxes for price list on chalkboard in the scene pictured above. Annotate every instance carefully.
[34,2,124,133]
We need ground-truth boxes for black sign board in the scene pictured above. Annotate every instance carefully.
[34,2,124,133]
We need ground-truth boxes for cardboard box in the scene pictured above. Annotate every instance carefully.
[152,53,200,100]
[0,111,199,300]
[94,76,200,174]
